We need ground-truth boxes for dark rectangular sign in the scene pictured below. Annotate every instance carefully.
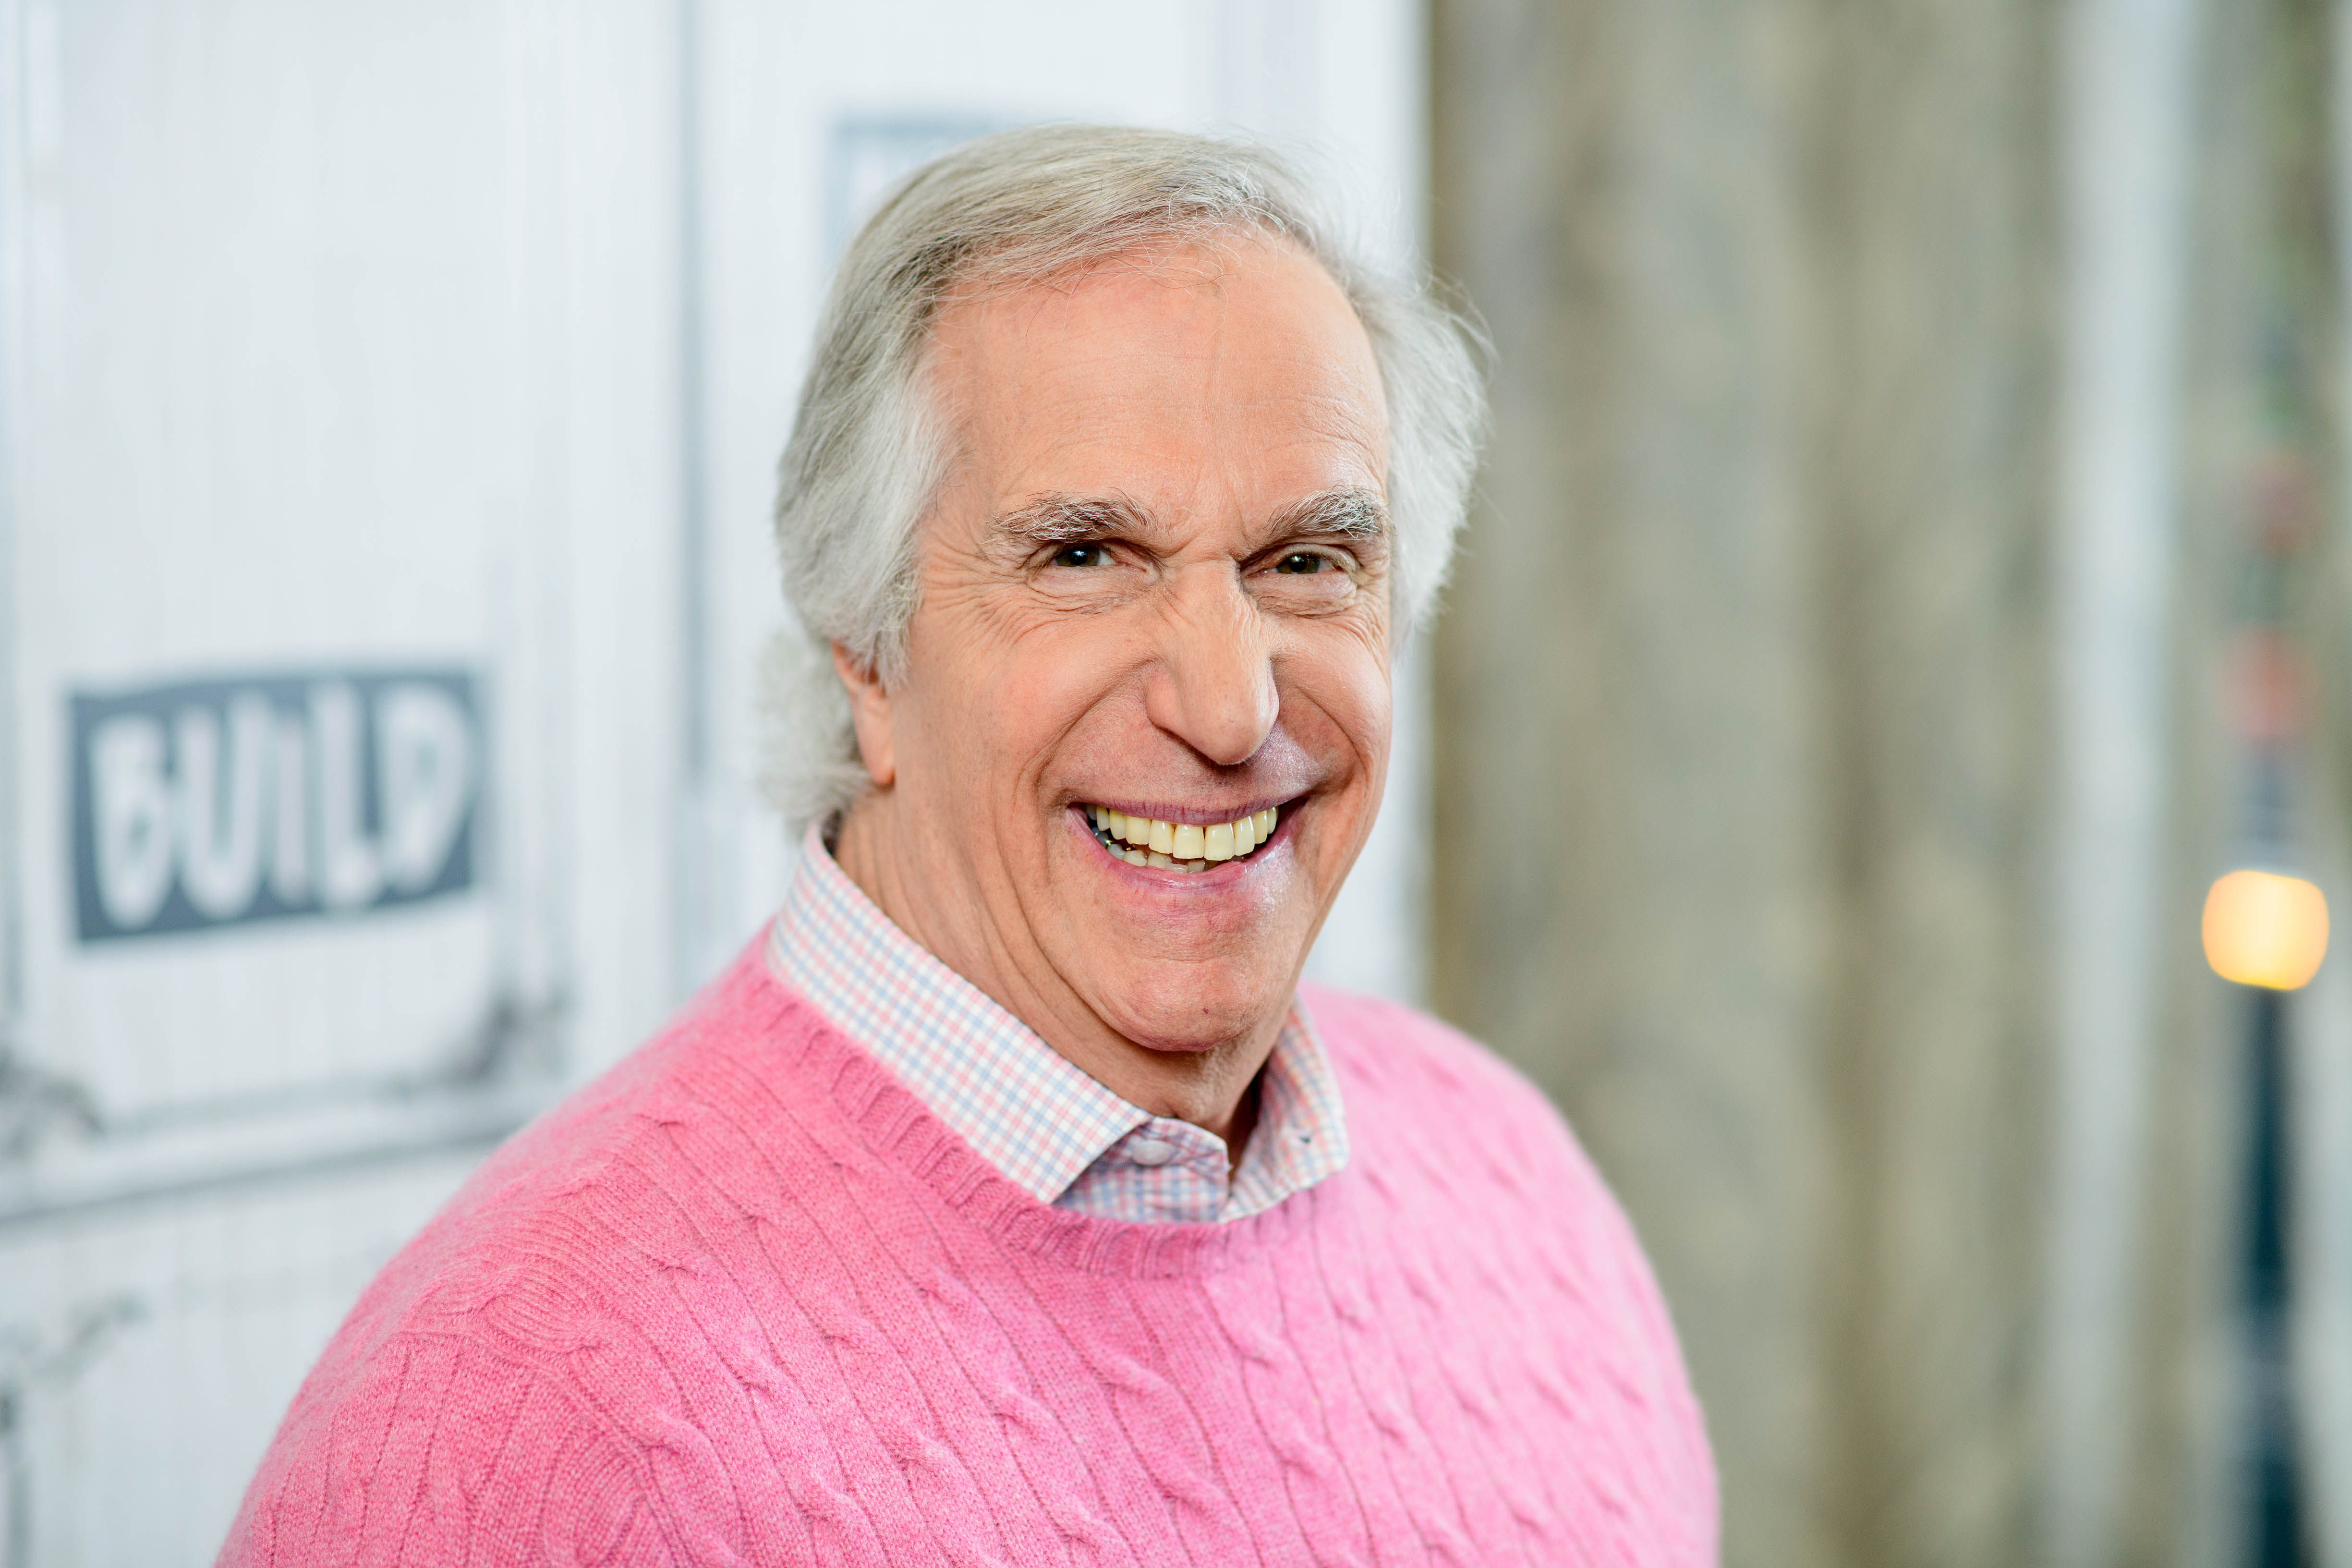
[70,669,484,942]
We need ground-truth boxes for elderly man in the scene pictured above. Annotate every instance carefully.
[223,127,1716,1566]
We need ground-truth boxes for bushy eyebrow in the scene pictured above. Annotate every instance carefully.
[1271,487,1388,544]
[989,492,1156,552]
[990,486,1389,556]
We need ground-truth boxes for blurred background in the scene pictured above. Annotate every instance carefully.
[1,0,2348,1563]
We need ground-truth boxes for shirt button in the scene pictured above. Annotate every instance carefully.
[1127,1137,1176,1167]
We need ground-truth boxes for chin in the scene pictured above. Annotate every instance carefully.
[1092,961,1294,1053]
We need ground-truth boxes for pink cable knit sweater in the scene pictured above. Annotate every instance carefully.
[220,939,1717,1566]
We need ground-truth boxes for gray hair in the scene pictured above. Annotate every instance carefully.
[765,123,1487,826]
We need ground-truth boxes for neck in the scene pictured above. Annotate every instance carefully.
[830,792,1279,1155]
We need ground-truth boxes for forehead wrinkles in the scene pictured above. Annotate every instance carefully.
[927,234,1371,402]
[923,238,1388,545]
[936,231,1278,333]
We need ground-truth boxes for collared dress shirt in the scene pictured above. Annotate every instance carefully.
[764,824,1348,1224]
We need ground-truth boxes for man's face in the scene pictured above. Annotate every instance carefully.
[843,236,1392,1060]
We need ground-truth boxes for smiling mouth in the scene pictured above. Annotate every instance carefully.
[1083,804,1280,874]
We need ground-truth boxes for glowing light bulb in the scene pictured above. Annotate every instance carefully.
[2203,870,2329,990]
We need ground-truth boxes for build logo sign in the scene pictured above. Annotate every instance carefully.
[70,669,484,942]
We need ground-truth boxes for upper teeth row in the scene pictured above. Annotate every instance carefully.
[1090,804,1278,864]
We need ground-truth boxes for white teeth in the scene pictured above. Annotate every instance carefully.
[1090,804,1284,871]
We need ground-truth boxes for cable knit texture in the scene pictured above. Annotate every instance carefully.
[219,938,1718,1566]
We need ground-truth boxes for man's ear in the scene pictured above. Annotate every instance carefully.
[833,641,896,789]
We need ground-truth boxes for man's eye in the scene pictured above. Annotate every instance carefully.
[1273,552,1329,575]
[1052,544,1106,569]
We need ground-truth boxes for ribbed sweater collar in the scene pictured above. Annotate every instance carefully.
[685,935,1355,1282]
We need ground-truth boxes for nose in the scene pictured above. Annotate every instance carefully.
[1141,568,1278,767]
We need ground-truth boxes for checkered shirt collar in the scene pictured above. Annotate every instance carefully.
[764,824,1347,1222]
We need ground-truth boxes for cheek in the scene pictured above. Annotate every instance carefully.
[901,618,1132,794]
[1290,639,1394,780]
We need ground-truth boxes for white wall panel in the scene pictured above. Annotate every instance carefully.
[0,2,1426,1560]
[0,1152,485,1565]
[0,1,682,1561]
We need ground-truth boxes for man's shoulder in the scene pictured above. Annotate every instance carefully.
[1297,982,1628,1217]
[221,945,834,1564]
[1298,982,1560,1129]
[363,942,824,1331]
[1297,985,1701,1452]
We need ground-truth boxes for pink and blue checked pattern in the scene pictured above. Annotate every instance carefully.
[766,825,1348,1224]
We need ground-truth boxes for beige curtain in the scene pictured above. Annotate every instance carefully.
[1428,1,2248,1563]
[2286,0,2352,1564]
